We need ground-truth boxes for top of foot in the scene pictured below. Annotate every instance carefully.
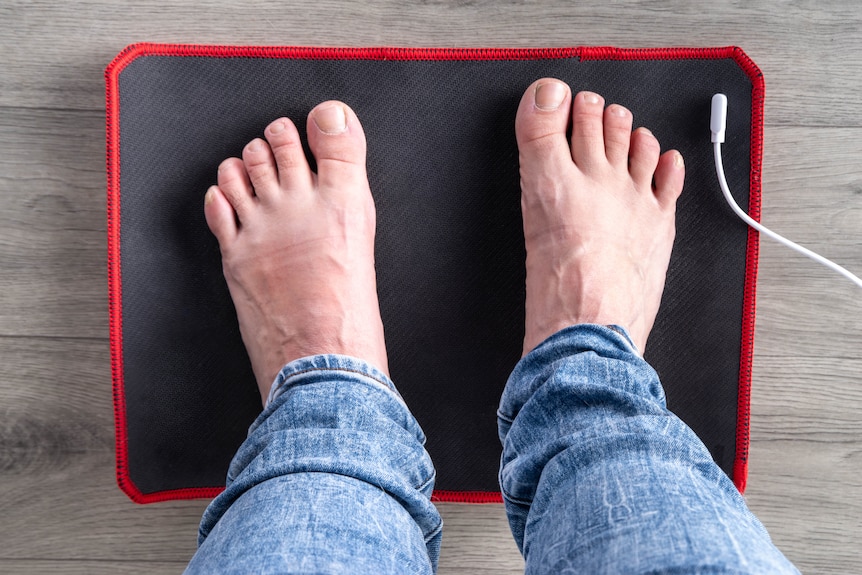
[515,79,685,355]
[204,101,389,402]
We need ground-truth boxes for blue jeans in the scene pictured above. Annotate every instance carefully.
[185,325,798,574]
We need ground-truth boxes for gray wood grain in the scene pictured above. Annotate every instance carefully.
[0,561,192,575]
[1,0,861,573]
[0,108,107,338]
[2,0,862,128]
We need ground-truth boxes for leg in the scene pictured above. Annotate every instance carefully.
[186,103,441,574]
[499,80,799,573]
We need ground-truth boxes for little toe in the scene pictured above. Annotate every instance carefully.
[264,117,314,192]
[241,138,280,203]
[653,150,685,208]
[628,127,662,191]
[217,157,256,220]
[570,91,607,170]
[306,101,368,192]
[514,79,574,169]
[204,186,238,245]
[603,104,634,167]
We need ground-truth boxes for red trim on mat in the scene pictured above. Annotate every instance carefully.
[105,54,130,501]
[106,43,760,67]
[732,48,765,495]
[106,43,762,503]
[433,490,503,504]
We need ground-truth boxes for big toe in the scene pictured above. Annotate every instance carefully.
[306,101,368,192]
[515,79,574,170]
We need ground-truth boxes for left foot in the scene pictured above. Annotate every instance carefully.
[515,80,686,355]
[204,102,389,403]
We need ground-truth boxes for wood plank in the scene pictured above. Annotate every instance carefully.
[437,504,524,574]
[2,448,207,563]
[0,551,519,575]
[0,336,111,471]
[751,355,862,440]
[0,107,107,338]
[0,0,861,127]
[744,118,862,574]
[0,336,203,563]
[746,439,862,574]
[0,560,191,575]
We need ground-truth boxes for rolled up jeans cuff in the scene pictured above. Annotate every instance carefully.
[265,354,404,410]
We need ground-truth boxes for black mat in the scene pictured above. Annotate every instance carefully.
[106,45,763,503]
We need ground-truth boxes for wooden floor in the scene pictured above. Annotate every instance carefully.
[2,1,861,573]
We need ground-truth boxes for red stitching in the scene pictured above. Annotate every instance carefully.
[731,47,765,495]
[579,46,739,61]
[103,44,756,66]
[105,50,130,501]
[432,490,503,504]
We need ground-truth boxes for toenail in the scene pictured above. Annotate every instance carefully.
[534,81,567,111]
[269,119,286,134]
[674,151,684,168]
[583,92,601,105]
[247,139,261,152]
[312,104,348,135]
[205,186,217,205]
[609,105,629,117]
[639,127,654,137]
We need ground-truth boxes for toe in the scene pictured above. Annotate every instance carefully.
[603,104,633,167]
[204,185,238,244]
[264,117,314,192]
[628,127,662,191]
[654,150,685,208]
[217,157,256,220]
[515,79,574,169]
[306,101,368,192]
[242,138,280,203]
[570,91,607,170]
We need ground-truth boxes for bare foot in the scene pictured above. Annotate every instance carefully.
[515,80,685,355]
[204,102,388,403]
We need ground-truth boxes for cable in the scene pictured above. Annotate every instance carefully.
[711,94,862,289]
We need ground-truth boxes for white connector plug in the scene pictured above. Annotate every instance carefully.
[710,93,727,144]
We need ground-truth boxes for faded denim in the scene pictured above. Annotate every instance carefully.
[186,325,798,574]
[498,324,798,574]
[186,355,441,574]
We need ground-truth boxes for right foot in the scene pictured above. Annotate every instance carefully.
[515,80,685,355]
[204,102,389,403]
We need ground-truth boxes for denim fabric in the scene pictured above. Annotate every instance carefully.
[499,324,798,574]
[185,355,442,574]
[187,326,798,574]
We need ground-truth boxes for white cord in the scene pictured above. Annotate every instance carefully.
[711,94,862,289]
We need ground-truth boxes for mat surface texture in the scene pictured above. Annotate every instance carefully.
[107,44,763,503]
